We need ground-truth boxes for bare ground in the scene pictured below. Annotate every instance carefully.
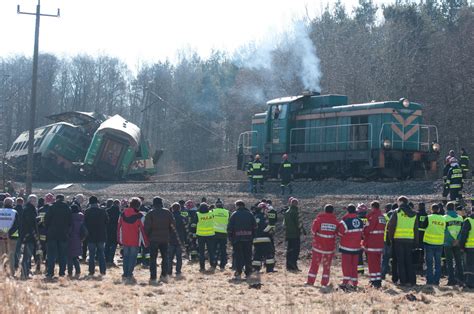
[1,179,472,313]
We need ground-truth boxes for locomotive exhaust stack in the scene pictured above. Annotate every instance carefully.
[302,90,320,96]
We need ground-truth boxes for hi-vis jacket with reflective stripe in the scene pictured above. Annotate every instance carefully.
[423,214,446,246]
[447,165,463,189]
[213,207,229,234]
[251,161,265,179]
[337,213,363,254]
[0,207,19,239]
[363,208,386,252]
[311,212,338,254]
[196,212,215,237]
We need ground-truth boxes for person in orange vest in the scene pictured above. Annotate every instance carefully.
[306,204,338,286]
[363,201,386,288]
[337,204,363,290]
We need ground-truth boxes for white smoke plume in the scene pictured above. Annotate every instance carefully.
[234,20,321,95]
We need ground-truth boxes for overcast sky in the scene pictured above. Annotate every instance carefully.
[1,0,389,68]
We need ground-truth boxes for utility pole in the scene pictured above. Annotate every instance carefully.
[0,73,10,191]
[18,0,60,195]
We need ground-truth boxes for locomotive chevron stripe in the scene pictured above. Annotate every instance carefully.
[391,110,421,140]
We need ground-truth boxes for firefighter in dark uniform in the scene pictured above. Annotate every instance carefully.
[251,155,265,194]
[252,202,275,272]
[279,154,293,195]
[185,200,199,261]
[266,200,277,272]
[179,200,190,255]
[460,148,470,179]
[442,151,456,203]
[247,157,254,193]
[447,159,463,202]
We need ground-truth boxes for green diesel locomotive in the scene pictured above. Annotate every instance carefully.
[237,92,440,179]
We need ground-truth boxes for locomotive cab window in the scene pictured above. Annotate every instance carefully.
[350,116,369,150]
[272,105,287,120]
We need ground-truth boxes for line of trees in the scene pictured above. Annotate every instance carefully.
[0,0,472,174]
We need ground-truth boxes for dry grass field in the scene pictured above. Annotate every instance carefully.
[0,179,472,313]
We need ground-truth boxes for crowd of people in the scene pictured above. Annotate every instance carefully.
[0,190,473,291]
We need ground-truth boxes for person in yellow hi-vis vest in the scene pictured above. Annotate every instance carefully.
[0,198,20,277]
[460,208,474,288]
[196,203,216,272]
[444,202,464,286]
[421,204,446,286]
[213,199,229,270]
[386,196,419,286]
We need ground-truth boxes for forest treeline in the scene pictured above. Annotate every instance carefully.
[0,0,472,173]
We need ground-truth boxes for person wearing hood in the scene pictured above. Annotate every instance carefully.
[20,195,39,279]
[84,196,108,276]
[144,197,175,282]
[284,198,306,272]
[444,202,464,286]
[306,204,338,286]
[446,160,463,202]
[196,203,217,272]
[386,196,419,286]
[337,204,364,290]
[363,201,386,288]
[68,204,85,277]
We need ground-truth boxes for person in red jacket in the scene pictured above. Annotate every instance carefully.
[117,197,149,280]
[363,201,386,288]
[306,204,338,286]
[337,204,363,290]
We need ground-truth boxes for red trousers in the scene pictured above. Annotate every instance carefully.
[341,253,359,286]
[307,250,334,286]
[366,251,382,282]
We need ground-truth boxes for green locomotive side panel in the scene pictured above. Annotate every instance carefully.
[84,134,103,165]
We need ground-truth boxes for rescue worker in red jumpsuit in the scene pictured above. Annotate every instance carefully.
[337,204,363,290]
[363,201,386,288]
[306,204,338,286]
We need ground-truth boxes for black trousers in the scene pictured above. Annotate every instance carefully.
[233,241,253,276]
[149,242,168,279]
[214,237,228,268]
[445,245,464,283]
[198,236,216,269]
[391,244,399,283]
[394,241,416,285]
[464,250,474,288]
[286,238,301,270]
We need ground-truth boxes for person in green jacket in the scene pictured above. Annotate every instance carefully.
[444,202,464,286]
[284,198,306,271]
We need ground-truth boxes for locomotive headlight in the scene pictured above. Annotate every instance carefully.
[383,139,392,149]
[432,143,440,152]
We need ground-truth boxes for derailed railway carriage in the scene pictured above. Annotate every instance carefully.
[237,92,440,179]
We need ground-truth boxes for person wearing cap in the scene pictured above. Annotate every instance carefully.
[459,207,474,288]
[118,197,148,280]
[446,159,463,202]
[144,197,175,282]
[196,202,217,272]
[84,196,108,276]
[306,204,338,286]
[284,198,306,271]
[444,202,464,286]
[228,200,256,279]
[386,196,419,286]
[213,198,229,270]
[44,194,72,279]
[363,201,386,288]
[251,154,265,193]
[0,197,20,277]
[279,154,293,195]
[337,204,364,290]
[20,195,40,279]
[168,202,186,276]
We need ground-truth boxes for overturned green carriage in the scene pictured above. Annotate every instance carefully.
[237,92,440,179]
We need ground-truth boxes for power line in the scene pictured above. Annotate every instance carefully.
[17,0,60,195]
